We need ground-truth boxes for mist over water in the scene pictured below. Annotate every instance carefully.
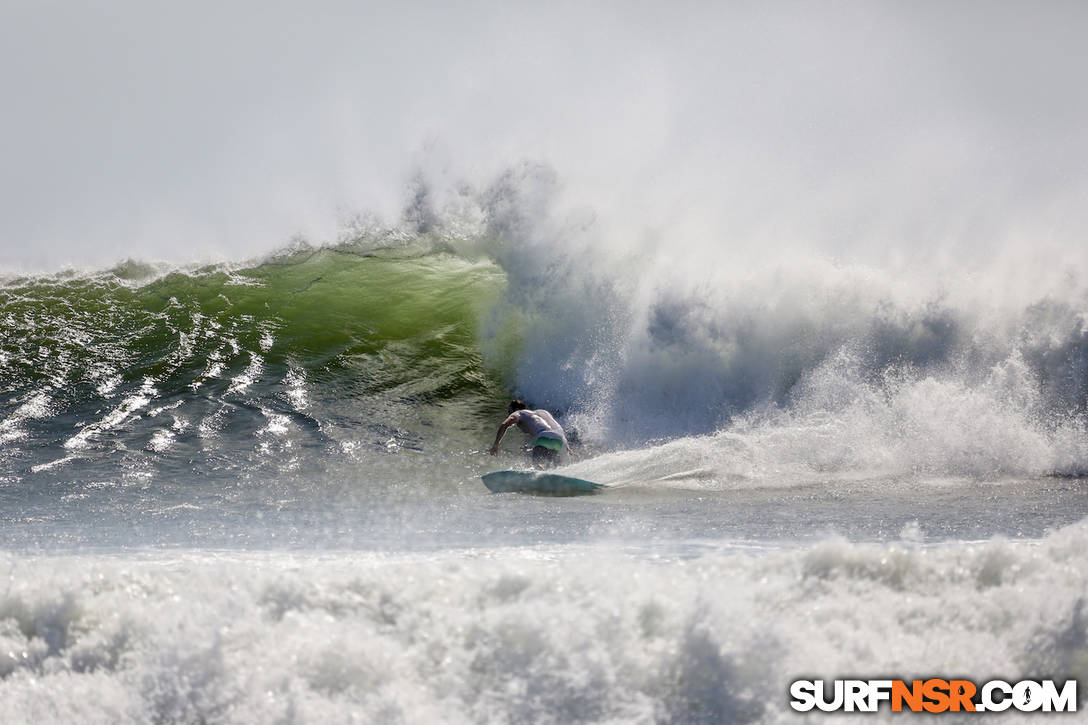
[3,2,1088,272]
[3,3,1088,722]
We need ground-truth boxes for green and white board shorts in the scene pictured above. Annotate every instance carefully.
[532,435,564,452]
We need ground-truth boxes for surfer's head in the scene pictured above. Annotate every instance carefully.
[508,399,527,413]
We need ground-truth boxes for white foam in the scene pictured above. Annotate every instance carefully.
[226,352,263,396]
[463,180,1088,479]
[1,522,1086,722]
[284,365,308,409]
[565,353,1088,490]
[146,429,174,453]
[65,378,157,451]
[0,392,51,444]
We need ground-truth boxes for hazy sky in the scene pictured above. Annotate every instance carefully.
[2,1,1086,270]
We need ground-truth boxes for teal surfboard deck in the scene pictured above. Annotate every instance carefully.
[482,470,604,495]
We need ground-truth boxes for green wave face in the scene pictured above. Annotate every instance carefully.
[0,245,512,490]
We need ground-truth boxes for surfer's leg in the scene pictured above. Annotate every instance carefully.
[530,434,564,469]
[531,445,559,469]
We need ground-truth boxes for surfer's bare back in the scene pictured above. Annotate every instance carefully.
[489,399,570,468]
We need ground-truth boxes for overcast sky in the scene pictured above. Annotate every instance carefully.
[2,1,1086,271]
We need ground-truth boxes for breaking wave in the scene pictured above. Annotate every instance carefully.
[1,165,1086,491]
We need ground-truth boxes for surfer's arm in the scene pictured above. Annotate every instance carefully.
[489,414,519,455]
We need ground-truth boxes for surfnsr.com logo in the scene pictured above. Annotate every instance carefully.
[790,679,1078,713]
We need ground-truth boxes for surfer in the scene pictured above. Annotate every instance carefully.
[489,400,570,468]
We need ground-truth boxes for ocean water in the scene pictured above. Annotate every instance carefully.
[2,177,1088,723]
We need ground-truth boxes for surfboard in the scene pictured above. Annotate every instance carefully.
[481,470,604,495]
